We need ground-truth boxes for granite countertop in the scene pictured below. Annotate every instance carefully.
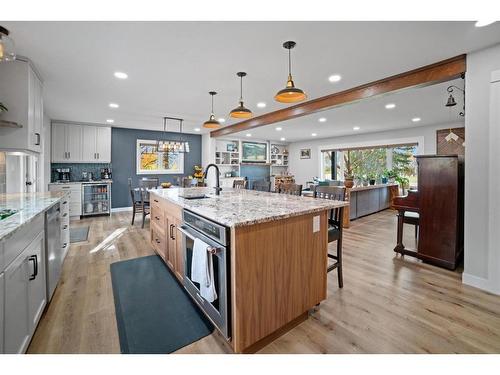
[0,192,64,241]
[150,187,349,228]
[49,180,113,185]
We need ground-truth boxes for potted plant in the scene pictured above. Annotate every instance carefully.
[341,150,355,188]
[395,175,410,195]
[368,173,376,185]
[384,169,398,183]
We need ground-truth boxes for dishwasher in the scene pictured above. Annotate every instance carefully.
[45,203,62,301]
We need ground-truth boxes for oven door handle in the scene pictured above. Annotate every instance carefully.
[178,225,222,254]
[178,225,197,241]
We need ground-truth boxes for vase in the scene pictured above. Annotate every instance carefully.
[344,177,354,188]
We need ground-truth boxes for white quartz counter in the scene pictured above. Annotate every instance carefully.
[0,192,64,241]
[150,187,348,228]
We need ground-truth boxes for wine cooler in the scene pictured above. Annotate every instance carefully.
[81,183,111,216]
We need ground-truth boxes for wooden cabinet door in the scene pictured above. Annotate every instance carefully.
[51,123,67,162]
[4,247,31,354]
[166,216,176,271]
[174,217,184,280]
[81,126,97,162]
[96,127,112,162]
[66,125,83,162]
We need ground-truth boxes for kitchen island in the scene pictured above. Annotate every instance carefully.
[149,187,348,353]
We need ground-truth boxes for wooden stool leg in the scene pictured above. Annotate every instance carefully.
[414,224,418,238]
[394,210,405,254]
[131,205,135,225]
[337,236,343,288]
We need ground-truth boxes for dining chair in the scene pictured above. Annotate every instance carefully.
[233,179,248,189]
[278,183,303,196]
[138,178,159,228]
[252,180,271,192]
[128,178,142,226]
[313,185,346,287]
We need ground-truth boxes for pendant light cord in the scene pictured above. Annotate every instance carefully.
[288,48,292,76]
[240,75,243,101]
[211,94,214,113]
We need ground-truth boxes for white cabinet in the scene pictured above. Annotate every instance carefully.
[52,123,110,163]
[0,59,43,153]
[0,272,4,354]
[48,184,82,217]
[4,231,46,354]
[51,123,83,162]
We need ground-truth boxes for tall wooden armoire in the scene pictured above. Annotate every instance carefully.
[416,155,464,269]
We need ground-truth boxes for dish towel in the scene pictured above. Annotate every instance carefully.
[191,238,218,303]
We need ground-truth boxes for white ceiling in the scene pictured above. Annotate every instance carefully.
[2,21,499,136]
[232,78,465,142]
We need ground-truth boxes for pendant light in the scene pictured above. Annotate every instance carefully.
[275,41,307,103]
[0,26,16,62]
[230,72,252,119]
[203,91,221,129]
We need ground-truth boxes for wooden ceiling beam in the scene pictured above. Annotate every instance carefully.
[210,54,466,138]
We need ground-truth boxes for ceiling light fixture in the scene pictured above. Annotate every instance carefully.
[275,41,307,103]
[194,128,201,132]
[328,74,342,83]
[230,72,252,119]
[156,117,190,154]
[0,26,16,62]
[318,117,327,123]
[246,133,252,137]
[106,119,114,123]
[257,102,266,108]
[218,118,226,123]
[203,91,221,129]
[276,127,282,131]
[353,126,360,131]
[311,133,317,137]
[109,103,119,108]
[475,21,496,27]
[412,117,421,122]
[385,103,396,109]
[114,71,128,79]
[280,137,286,141]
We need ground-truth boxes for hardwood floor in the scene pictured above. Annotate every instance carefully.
[28,210,500,354]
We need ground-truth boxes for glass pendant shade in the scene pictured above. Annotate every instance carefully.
[156,117,190,153]
[0,26,16,62]
[275,41,307,104]
[203,91,221,129]
[230,72,253,119]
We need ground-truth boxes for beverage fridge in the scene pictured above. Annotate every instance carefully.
[81,183,111,216]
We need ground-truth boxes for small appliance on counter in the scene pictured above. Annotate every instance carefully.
[100,167,112,180]
[54,167,71,182]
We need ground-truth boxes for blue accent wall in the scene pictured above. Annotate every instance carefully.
[240,164,270,189]
[111,127,202,208]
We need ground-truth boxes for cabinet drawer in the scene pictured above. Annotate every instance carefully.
[151,206,165,232]
[150,223,166,259]
[69,202,81,216]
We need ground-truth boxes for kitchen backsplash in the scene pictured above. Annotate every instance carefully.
[51,162,112,182]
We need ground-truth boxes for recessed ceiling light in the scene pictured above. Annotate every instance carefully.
[385,103,396,109]
[276,127,282,131]
[109,103,119,108]
[194,128,201,132]
[257,102,266,108]
[311,133,317,137]
[475,21,496,27]
[218,118,226,123]
[280,137,286,141]
[106,119,114,123]
[412,117,421,122]
[328,74,342,83]
[246,133,252,137]
[114,71,128,79]
[318,117,327,123]
[353,126,360,131]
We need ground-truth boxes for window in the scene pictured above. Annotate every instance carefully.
[136,139,184,175]
[321,150,336,180]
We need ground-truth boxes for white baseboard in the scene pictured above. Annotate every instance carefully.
[462,273,500,295]
[111,206,133,213]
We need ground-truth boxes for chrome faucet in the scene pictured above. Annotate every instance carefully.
[204,164,222,195]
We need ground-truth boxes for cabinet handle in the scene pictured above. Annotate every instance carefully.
[63,224,68,229]
[62,212,68,217]
[97,152,100,159]
[62,243,67,249]
[170,224,176,240]
[68,151,71,159]
[28,255,38,280]
[155,238,161,244]
[155,216,160,220]
[154,199,159,203]
[35,132,41,145]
